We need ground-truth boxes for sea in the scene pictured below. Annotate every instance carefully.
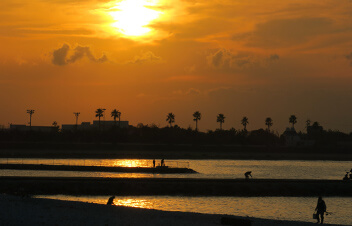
[1,158,352,225]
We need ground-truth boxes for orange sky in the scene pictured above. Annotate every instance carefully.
[1,0,352,132]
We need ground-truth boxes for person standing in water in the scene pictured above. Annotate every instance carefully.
[153,159,156,168]
[315,196,327,224]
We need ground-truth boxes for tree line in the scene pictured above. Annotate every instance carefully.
[0,109,350,147]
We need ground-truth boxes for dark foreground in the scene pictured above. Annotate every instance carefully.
[2,177,352,196]
[1,194,341,226]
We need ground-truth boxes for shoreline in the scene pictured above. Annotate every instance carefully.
[0,194,344,226]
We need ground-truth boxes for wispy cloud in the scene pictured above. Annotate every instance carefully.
[346,52,352,66]
[127,51,162,64]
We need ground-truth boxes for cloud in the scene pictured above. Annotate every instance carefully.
[173,88,201,96]
[52,44,108,66]
[236,17,334,48]
[346,52,352,66]
[128,51,162,64]
[269,54,280,61]
[207,48,279,70]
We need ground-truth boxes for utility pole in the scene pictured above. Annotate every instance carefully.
[73,112,80,129]
[26,109,35,130]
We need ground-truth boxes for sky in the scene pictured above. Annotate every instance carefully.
[1,0,352,133]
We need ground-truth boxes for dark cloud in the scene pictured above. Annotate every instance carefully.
[207,48,280,70]
[128,51,162,64]
[269,54,280,61]
[234,17,334,48]
[346,52,352,65]
[52,44,108,66]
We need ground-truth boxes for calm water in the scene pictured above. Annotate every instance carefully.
[36,195,352,225]
[0,158,351,179]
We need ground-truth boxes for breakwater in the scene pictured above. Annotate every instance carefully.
[0,164,196,174]
[1,177,352,196]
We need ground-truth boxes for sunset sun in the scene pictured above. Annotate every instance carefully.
[109,0,161,37]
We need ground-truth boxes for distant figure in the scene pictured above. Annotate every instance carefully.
[107,196,115,205]
[343,172,349,181]
[244,171,252,179]
[315,196,327,224]
[153,159,156,168]
[161,159,165,167]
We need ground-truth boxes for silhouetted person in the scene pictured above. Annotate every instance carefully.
[161,159,165,167]
[107,196,115,205]
[244,171,252,179]
[153,159,156,168]
[343,172,349,181]
[315,196,327,224]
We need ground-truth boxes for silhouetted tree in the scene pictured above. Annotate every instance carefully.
[241,117,249,131]
[312,121,320,127]
[95,108,105,130]
[265,117,273,131]
[289,115,297,128]
[111,109,121,127]
[193,111,201,131]
[26,109,35,129]
[306,119,311,132]
[166,113,175,127]
[217,114,225,130]
[73,112,80,129]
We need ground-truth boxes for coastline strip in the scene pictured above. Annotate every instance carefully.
[1,177,352,196]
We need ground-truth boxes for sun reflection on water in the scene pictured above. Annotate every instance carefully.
[114,198,154,209]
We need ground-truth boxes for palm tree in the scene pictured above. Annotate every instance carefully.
[166,113,175,127]
[265,117,273,131]
[95,108,105,130]
[111,109,121,127]
[305,119,311,132]
[289,115,297,128]
[241,116,249,131]
[217,114,225,130]
[193,111,201,131]
[26,109,35,129]
[73,112,80,129]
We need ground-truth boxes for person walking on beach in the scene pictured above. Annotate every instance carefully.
[161,159,165,167]
[107,196,115,205]
[315,196,327,224]
[153,159,155,168]
[244,171,252,179]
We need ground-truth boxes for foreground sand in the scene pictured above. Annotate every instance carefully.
[0,195,344,226]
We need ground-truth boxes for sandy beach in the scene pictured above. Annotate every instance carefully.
[0,194,345,226]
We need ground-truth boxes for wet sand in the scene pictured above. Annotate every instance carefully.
[0,194,343,226]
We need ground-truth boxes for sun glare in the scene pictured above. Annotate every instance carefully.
[109,0,161,37]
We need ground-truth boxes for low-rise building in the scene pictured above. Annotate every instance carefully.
[61,121,129,131]
[10,124,58,132]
